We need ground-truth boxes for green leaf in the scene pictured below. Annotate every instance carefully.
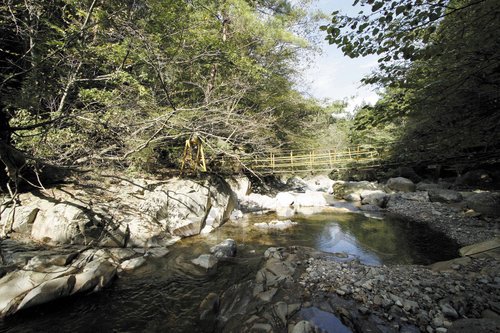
[372,2,384,12]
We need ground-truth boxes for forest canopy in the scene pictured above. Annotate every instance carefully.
[0,0,330,184]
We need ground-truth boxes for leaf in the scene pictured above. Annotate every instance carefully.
[372,2,384,12]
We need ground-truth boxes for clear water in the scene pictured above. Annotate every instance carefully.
[0,210,459,332]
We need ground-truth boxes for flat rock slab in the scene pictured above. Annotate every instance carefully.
[459,237,500,257]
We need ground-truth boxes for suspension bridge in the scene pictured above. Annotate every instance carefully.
[245,146,384,174]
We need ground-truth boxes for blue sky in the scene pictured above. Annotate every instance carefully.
[298,0,380,112]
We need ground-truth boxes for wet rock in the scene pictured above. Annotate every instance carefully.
[192,254,218,270]
[16,275,76,312]
[71,259,117,294]
[387,177,416,192]
[254,219,297,230]
[199,292,219,331]
[119,257,146,272]
[144,247,170,258]
[210,239,237,258]
[428,190,463,203]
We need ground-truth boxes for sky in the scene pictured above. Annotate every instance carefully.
[298,0,381,113]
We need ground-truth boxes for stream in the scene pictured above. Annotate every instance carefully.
[0,209,459,332]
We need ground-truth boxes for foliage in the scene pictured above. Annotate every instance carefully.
[0,0,326,180]
[327,0,500,168]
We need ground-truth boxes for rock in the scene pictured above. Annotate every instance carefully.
[210,239,237,258]
[403,299,419,312]
[273,301,288,325]
[302,175,335,193]
[0,264,78,316]
[360,190,388,207]
[0,205,39,234]
[448,318,500,333]
[332,181,383,200]
[276,192,296,207]
[344,193,361,202]
[464,192,500,217]
[92,248,136,263]
[192,254,218,270]
[119,257,146,272]
[71,259,117,294]
[287,177,310,192]
[226,176,251,199]
[459,238,500,257]
[144,247,170,258]
[387,177,416,192]
[428,189,463,203]
[430,257,472,272]
[291,320,313,333]
[251,322,273,332]
[254,219,297,230]
[31,202,96,245]
[230,209,244,220]
[16,275,76,312]
[139,179,208,237]
[241,193,277,212]
[454,170,494,188]
[205,178,237,231]
[199,292,219,330]
[417,182,448,191]
[257,288,277,302]
[138,177,236,239]
[296,191,329,207]
[440,302,459,319]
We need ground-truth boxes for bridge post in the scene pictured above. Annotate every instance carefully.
[290,151,294,172]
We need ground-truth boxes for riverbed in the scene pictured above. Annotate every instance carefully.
[0,209,460,332]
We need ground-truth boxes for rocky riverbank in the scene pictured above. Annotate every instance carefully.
[209,243,499,333]
[0,170,499,331]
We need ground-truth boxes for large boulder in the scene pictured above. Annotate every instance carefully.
[360,190,388,208]
[210,239,237,258]
[0,251,119,318]
[0,205,39,234]
[204,178,237,233]
[31,202,98,245]
[226,176,251,200]
[139,177,236,239]
[428,189,463,203]
[332,181,383,200]
[465,192,500,217]
[386,177,416,192]
[302,175,335,193]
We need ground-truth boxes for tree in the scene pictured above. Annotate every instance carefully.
[322,0,494,84]
[0,0,324,189]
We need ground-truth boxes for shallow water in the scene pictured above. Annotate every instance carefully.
[0,210,459,332]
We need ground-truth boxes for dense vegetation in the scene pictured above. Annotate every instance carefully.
[1,0,498,190]
[0,0,333,188]
[325,0,500,172]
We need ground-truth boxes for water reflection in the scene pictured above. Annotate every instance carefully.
[0,210,459,333]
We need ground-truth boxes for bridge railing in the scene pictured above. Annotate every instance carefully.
[244,146,385,174]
